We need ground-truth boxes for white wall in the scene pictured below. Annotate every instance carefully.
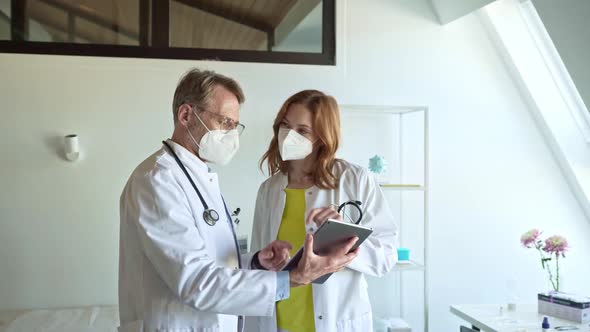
[532,0,590,116]
[1,0,590,330]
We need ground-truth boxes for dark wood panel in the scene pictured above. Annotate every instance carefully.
[322,0,335,62]
[0,0,335,65]
[11,0,27,41]
[0,41,334,65]
[151,0,169,47]
[139,0,149,46]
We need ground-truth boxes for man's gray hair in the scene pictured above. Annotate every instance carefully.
[172,68,245,122]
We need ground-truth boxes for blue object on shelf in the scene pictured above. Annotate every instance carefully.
[397,247,410,261]
[368,155,388,174]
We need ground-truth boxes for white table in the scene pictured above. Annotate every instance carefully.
[450,304,590,332]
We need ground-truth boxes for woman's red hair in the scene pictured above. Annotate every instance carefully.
[260,90,341,189]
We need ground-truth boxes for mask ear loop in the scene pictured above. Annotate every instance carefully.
[192,108,239,136]
[186,108,211,149]
[192,109,212,133]
[192,108,211,132]
[187,128,202,150]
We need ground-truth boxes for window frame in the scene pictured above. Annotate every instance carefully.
[518,0,590,142]
[0,0,336,65]
[480,0,590,221]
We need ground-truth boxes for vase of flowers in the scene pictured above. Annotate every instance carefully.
[521,229,569,292]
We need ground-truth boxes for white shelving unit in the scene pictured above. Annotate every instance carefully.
[392,260,425,272]
[339,105,429,332]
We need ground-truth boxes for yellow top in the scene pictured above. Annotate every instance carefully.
[276,188,316,332]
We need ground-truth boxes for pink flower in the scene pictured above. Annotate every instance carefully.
[521,229,541,248]
[543,235,569,257]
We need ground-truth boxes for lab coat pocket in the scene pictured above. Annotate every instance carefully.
[335,311,372,332]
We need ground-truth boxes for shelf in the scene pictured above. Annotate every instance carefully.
[340,105,427,114]
[379,184,426,191]
[392,260,424,272]
[339,105,429,330]
[379,317,412,331]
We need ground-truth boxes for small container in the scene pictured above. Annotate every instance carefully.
[542,316,550,331]
[397,247,410,261]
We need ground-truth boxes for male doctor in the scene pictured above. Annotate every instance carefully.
[118,68,359,332]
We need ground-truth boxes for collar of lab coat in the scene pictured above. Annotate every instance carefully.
[275,171,318,194]
[164,139,210,174]
[277,172,289,190]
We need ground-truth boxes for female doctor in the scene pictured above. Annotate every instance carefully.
[247,90,399,332]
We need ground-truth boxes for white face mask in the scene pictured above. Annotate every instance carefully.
[188,110,239,166]
[278,127,313,161]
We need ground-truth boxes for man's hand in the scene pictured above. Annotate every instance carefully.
[257,240,292,271]
[306,206,342,229]
[289,234,359,287]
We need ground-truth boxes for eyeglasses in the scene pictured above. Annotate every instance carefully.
[193,107,245,135]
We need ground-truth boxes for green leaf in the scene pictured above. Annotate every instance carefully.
[541,258,552,269]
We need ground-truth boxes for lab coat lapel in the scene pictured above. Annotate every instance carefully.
[269,173,288,241]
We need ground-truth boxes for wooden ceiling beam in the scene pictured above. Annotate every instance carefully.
[173,0,273,33]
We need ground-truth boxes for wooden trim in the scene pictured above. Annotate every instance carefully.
[11,0,26,41]
[151,0,169,47]
[0,41,334,65]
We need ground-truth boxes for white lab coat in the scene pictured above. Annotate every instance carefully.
[246,160,398,332]
[118,140,278,332]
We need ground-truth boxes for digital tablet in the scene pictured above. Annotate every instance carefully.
[282,219,373,284]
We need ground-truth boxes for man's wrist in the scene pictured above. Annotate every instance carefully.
[289,270,306,287]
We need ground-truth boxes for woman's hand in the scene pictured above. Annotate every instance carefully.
[306,206,343,229]
[289,234,359,287]
[257,240,293,271]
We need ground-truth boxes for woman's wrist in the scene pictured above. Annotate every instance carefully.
[251,251,266,270]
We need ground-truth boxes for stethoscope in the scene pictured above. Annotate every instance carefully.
[162,141,243,271]
[162,140,221,226]
[307,200,364,234]
[334,200,364,225]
